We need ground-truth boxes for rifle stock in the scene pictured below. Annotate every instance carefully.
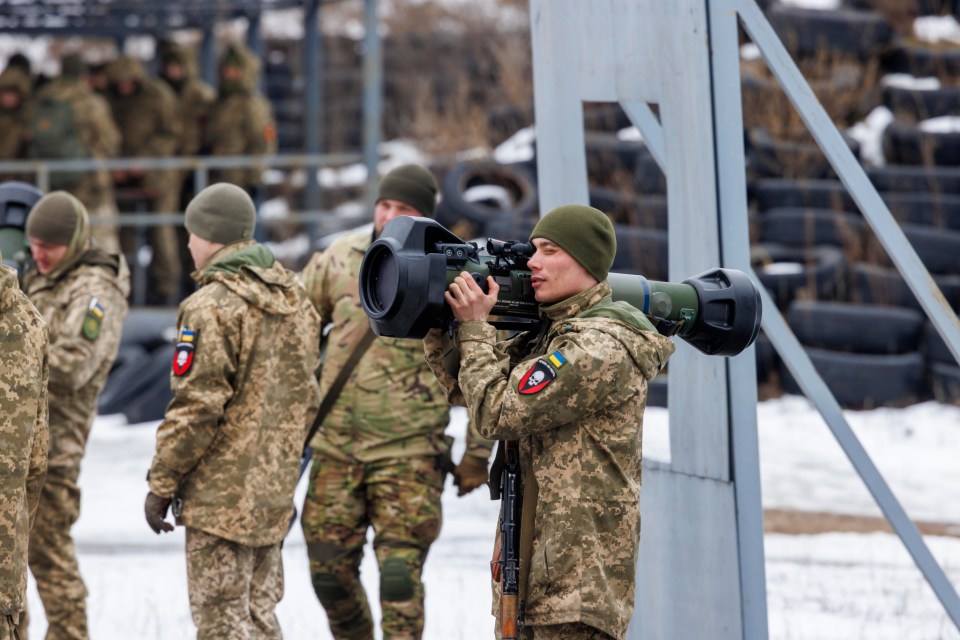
[498,439,522,639]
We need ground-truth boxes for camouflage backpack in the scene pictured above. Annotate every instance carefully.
[30,96,89,190]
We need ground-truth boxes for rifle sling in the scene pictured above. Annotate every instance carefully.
[302,328,377,453]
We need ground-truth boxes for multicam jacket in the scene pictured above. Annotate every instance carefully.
[0,262,49,615]
[23,248,130,476]
[301,230,489,463]
[425,280,675,639]
[0,65,31,167]
[148,241,321,547]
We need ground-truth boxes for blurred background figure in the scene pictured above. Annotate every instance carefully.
[105,53,183,306]
[0,58,33,182]
[27,53,122,254]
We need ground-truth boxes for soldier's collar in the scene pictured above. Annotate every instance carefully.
[539,280,612,322]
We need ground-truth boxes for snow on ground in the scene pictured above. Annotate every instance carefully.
[22,396,960,638]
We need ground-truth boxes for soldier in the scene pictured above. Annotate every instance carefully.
[203,43,276,200]
[157,40,216,298]
[144,183,320,639]
[426,205,676,640]
[18,191,129,640]
[0,62,33,181]
[28,53,123,254]
[0,248,48,640]
[299,164,493,640]
[105,53,183,305]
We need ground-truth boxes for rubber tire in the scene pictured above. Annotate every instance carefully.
[881,192,960,230]
[746,129,860,181]
[865,223,960,274]
[787,300,924,355]
[757,208,866,253]
[779,348,928,409]
[752,243,848,309]
[931,362,960,405]
[439,160,538,232]
[589,189,668,229]
[883,42,960,79]
[584,132,647,185]
[633,152,666,194]
[99,344,175,416]
[751,179,855,213]
[851,262,960,311]
[613,226,668,279]
[868,164,960,194]
[883,121,960,166]
[882,85,960,122]
[923,323,960,366]
[766,7,893,61]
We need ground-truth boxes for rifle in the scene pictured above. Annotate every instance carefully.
[492,439,523,639]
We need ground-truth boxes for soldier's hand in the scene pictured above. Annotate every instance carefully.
[454,453,489,497]
[445,272,499,322]
[144,492,174,534]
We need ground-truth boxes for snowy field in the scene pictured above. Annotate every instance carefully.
[21,396,960,639]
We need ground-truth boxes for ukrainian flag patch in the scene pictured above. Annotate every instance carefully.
[548,350,566,369]
[81,297,104,341]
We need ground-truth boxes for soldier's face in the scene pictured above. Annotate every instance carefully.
[163,63,184,81]
[114,80,137,96]
[374,198,421,235]
[28,238,69,275]
[188,233,223,270]
[527,238,598,304]
[0,89,21,110]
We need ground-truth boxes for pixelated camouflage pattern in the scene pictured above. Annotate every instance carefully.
[29,74,122,250]
[0,262,49,616]
[0,66,31,167]
[518,622,613,639]
[23,243,130,473]
[425,280,675,640]
[300,231,482,463]
[148,240,321,547]
[204,43,276,188]
[301,456,444,640]
[185,527,283,640]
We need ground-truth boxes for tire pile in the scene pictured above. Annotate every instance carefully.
[746,0,960,408]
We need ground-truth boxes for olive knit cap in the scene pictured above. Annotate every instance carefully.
[376,164,438,217]
[25,191,87,247]
[185,183,256,245]
[529,204,617,282]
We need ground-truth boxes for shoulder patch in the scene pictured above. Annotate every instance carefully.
[172,327,198,376]
[81,297,105,341]
[518,358,559,395]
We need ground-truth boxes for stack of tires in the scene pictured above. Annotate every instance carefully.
[744,2,960,408]
[98,309,177,424]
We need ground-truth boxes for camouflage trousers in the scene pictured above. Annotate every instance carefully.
[185,528,283,640]
[19,468,88,640]
[118,187,181,304]
[300,455,445,640]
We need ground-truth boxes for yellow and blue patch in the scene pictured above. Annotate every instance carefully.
[548,350,567,369]
[81,297,105,341]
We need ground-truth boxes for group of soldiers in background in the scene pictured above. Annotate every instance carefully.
[0,40,277,306]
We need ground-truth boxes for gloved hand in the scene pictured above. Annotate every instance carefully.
[144,492,174,534]
[453,453,489,497]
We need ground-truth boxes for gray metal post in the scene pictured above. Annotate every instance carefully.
[304,0,322,211]
[362,0,383,207]
[201,27,217,86]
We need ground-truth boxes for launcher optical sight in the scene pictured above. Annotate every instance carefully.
[359,217,761,356]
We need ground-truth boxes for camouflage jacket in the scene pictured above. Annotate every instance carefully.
[204,44,276,188]
[301,230,490,463]
[0,263,49,615]
[148,241,321,546]
[0,66,32,179]
[29,77,121,206]
[23,249,130,475]
[424,280,675,639]
[107,69,182,194]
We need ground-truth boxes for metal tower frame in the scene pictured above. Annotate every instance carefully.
[529,0,960,638]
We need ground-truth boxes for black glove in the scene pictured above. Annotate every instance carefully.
[144,492,174,534]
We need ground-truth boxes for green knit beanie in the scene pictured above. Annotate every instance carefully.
[529,204,617,282]
[185,183,256,245]
[376,164,438,217]
[25,191,87,247]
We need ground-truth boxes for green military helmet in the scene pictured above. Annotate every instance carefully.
[0,181,43,273]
